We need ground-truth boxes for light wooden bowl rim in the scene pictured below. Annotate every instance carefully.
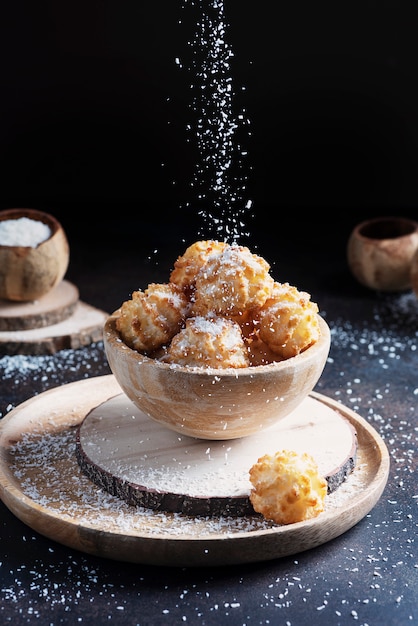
[351,215,418,242]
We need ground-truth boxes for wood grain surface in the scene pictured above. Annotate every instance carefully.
[0,375,390,566]
[76,393,358,516]
[0,282,108,355]
[0,280,79,331]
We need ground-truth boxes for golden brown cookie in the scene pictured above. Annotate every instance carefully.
[165,315,250,368]
[249,449,327,524]
[192,244,274,318]
[116,282,190,353]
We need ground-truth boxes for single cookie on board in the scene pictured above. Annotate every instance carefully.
[249,449,328,525]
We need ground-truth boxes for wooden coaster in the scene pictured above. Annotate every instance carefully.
[0,300,109,355]
[0,280,79,331]
[76,394,358,517]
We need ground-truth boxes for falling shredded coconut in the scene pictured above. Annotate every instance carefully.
[174,0,253,242]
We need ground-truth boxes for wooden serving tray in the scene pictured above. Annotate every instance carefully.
[0,375,390,567]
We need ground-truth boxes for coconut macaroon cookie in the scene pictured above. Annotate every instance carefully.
[249,449,328,524]
[170,239,228,293]
[191,244,275,318]
[255,282,321,359]
[116,282,190,353]
[165,315,250,368]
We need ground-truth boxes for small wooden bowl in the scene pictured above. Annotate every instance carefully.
[0,208,70,302]
[347,216,418,292]
[103,310,331,440]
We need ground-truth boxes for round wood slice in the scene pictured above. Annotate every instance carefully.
[0,280,79,331]
[76,394,358,517]
[0,301,109,355]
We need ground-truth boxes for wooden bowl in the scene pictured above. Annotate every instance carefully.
[0,208,70,302]
[410,248,418,298]
[347,216,418,292]
[103,310,331,440]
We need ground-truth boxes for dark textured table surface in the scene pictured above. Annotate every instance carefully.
[0,219,417,626]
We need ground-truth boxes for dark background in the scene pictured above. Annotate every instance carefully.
[1,1,418,263]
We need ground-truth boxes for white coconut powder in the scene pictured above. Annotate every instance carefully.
[0,217,51,247]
